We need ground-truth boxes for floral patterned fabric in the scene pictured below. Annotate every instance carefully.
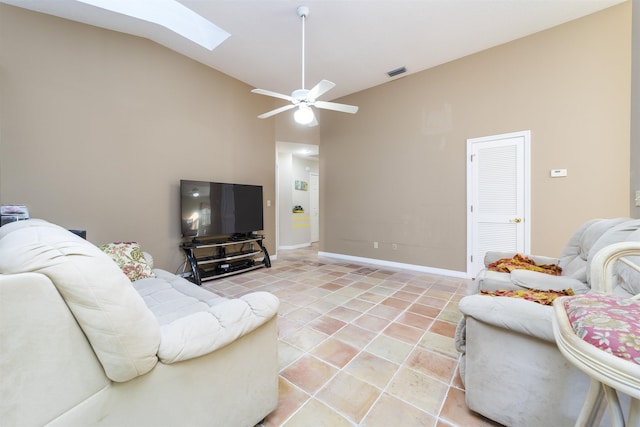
[99,242,155,282]
[481,288,574,305]
[564,294,640,364]
[487,253,562,276]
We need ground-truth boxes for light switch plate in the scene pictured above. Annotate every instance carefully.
[636,190,640,207]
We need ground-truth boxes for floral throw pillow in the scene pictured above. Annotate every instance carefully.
[99,242,155,282]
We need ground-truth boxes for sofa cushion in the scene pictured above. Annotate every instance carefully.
[0,220,160,382]
[510,270,590,294]
[560,218,630,281]
[99,242,156,281]
[618,256,640,297]
[586,220,640,287]
[134,269,279,364]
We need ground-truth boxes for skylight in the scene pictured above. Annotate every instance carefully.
[76,0,230,50]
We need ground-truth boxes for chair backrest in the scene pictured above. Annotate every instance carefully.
[586,219,640,277]
[589,228,640,297]
[0,219,160,382]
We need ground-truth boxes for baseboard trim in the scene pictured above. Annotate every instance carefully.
[317,251,468,279]
[278,243,311,250]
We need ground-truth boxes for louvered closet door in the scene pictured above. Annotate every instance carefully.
[467,131,530,278]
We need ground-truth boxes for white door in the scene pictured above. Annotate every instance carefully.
[467,131,531,278]
[309,173,319,242]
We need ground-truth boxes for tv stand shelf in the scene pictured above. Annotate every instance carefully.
[180,235,271,285]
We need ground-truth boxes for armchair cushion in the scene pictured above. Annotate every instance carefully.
[561,294,640,362]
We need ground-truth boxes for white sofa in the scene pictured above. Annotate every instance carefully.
[0,219,280,427]
[457,218,640,426]
[474,217,633,294]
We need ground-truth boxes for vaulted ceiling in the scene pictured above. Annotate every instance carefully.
[1,0,626,100]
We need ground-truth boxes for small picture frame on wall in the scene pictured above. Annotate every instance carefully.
[295,180,308,191]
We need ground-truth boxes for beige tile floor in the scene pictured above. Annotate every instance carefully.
[203,244,503,427]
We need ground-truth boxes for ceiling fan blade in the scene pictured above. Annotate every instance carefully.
[307,80,335,100]
[251,88,294,102]
[257,104,295,119]
[314,100,359,114]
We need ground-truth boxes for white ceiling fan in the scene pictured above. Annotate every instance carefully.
[251,5,359,126]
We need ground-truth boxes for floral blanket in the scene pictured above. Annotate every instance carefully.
[481,288,574,305]
[487,253,562,276]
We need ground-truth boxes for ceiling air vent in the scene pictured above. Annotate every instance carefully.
[387,66,407,77]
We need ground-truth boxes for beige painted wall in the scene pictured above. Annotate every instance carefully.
[0,3,635,276]
[0,5,277,271]
[275,112,320,146]
[320,2,632,273]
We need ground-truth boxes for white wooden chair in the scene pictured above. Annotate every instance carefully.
[553,241,640,426]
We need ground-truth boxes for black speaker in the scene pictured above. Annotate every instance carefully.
[69,229,87,239]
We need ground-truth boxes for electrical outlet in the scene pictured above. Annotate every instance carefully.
[392,243,398,250]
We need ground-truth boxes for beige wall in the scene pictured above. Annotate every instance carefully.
[0,3,635,276]
[0,5,277,271]
[320,2,632,273]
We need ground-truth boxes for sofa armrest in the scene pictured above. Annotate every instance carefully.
[157,291,279,364]
[459,294,555,342]
[484,251,559,267]
[510,270,590,293]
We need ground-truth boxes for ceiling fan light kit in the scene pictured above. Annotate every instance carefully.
[251,5,359,126]
[294,105,314,125]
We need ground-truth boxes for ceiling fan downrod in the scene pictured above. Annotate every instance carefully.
[297,6,309,91]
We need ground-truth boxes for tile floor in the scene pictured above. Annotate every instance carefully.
[203,245,503,427]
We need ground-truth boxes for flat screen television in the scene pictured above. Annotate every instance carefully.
[180,180,264,240]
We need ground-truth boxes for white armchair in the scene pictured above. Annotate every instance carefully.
[552,241,640,426]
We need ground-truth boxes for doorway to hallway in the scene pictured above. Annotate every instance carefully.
[276,142,320,252]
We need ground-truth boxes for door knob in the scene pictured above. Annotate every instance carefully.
[513,218,522,223]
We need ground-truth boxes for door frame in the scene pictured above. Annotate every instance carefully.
[466,130,531,278]
[309,172,319,243]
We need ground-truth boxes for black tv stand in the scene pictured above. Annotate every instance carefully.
[230,233,250,241]
[180,234,271,286]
